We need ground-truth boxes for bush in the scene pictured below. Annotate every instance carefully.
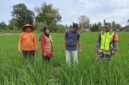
[54,24,66,33]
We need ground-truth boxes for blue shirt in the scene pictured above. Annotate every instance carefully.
[65,31,80,51]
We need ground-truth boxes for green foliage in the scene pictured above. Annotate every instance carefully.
[112,21,122,31]
[0,22,8,32]
[54,24,66,32]
[122,25,129,31]
[90,23,100,32]
[35,3,62,32]
[1,3,129,33]
[0,33,129,85]
[90,20,123,32]
[11,3,35,28]
[0,22,7,29]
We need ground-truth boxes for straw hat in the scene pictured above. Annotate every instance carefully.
[22,24,35,31]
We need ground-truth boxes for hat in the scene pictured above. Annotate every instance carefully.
[22,24,35,31]
[72,23,79,29]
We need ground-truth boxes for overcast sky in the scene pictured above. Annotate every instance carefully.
[0,0,129,26]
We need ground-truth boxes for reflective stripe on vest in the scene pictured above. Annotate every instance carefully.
[100,32,114,50]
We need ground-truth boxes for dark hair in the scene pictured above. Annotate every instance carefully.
[72,23,79,29]
[43,26,49,37]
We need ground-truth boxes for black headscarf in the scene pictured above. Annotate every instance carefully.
[43,26,49,38]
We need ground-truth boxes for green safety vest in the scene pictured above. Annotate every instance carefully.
[100,31,114,50]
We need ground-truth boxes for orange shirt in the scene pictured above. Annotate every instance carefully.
[18,32,37,51]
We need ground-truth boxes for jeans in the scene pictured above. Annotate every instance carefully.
[66,50,78,64]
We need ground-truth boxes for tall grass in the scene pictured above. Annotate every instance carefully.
[0,32,129,85]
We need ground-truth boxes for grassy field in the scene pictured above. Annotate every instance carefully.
[0,32,129,85]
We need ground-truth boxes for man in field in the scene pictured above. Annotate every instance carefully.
[62,23,82,65]
[96,23,118,61]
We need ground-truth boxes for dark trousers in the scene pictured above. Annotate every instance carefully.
[22,50,35,58]
[43,56,50,62]
[96,51,112,61]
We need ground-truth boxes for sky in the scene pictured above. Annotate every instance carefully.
[0,0,129,26]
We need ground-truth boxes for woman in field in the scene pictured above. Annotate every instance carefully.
[40,26,53,62]
[18,24,37,58]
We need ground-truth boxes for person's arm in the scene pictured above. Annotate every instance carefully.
[62,38,66,51]
[96,33,101,49]
[18,33,23,52]
[77,34,82,52]
[50,35,53,55]
[40,36,46,56]
[33,34,37,51]
[62,32,67,51]
[112,33,118,50]
[50,36,53,51]
[77,39,82,52]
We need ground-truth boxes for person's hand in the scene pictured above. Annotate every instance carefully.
[51,52,54,57]
[35,49,38,53]
[18,49,22,54]
[62,47,65,52]
[113,48,117,51]
[96,48,99,54]
[79,49,82,52]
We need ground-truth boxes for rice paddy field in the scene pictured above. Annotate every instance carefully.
[0,32,129,85]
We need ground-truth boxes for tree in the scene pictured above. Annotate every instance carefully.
[122,19,129,31]
[103,19,106,26]
[11,3,35,29]
[90,23,99,32]
[35,3,62,32]
[112,21,115,31]
[0,22,7,30]
[122,25,129,31]
[54,24,66,32]
[89,22,103,32]
[114,24,122,31]
[78,15,90,32]
[127,19,129,24]
[98,22,102,31]
[8,18,18,32]
[111,21,122,31]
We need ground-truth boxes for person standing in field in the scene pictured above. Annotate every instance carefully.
[96,23,118,61]
[62,23,82,65]
[40,26,53,62]
[112,31,119,55]
[18,24,37,58]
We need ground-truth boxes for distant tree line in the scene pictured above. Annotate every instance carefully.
[0,2,129,32]
[78,17,129,32]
